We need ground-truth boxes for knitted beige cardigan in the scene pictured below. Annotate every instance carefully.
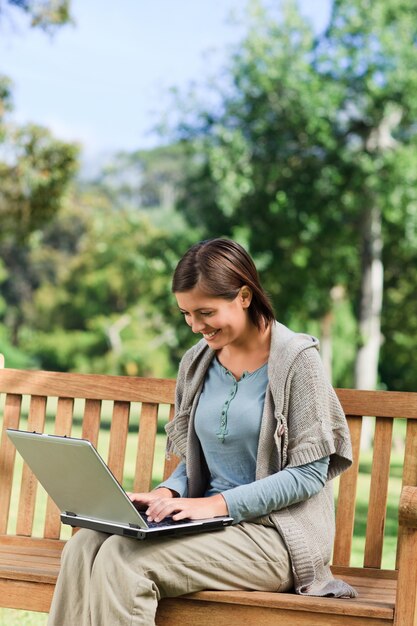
[165,321,357,598]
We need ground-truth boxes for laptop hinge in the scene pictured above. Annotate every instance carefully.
[65,511,77,517]
[129,523,141,529]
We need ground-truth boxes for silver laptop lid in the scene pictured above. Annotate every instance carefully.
[7,430,146,529]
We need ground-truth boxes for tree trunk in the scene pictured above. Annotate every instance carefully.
[320,287,345,384]
[355,204,383,388]
[355,204,383,449]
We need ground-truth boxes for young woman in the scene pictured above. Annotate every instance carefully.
[48,238,356,626]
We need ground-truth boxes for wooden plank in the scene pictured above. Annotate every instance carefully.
[396,418,417,568]
[107,401,130,483]
[157,598,393,625]
[0,371,415,416]
[364,418,393,568]
[0,578,55,612]
[335,388,417,419]
[16,396,47,536]
[71,399,102,537]
[0,578,395,623]
[44,397,74,540]
[170,587,395,618]
[0,368,176,404]
[134,402,158,493]
[0,394,22,534]
[0,558,60,582]
[331,565,397,581]
[394,527,417,625]
[0,535,65,551]
[163,404,180,480]
[81,399,102,447]
[333,416,362,566]
[402,419,417,487]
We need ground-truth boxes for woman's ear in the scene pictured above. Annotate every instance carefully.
[239,286,253,309]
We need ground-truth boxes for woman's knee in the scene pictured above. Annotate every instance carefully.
[92,534,132,570]
[61,529,109,567]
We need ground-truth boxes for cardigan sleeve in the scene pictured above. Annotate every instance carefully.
[284,347,352,478]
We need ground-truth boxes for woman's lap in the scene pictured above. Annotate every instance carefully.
[72,521,293,596]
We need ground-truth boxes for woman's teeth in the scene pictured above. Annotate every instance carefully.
[203,330,218,339]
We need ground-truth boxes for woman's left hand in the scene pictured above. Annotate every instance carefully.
[145,493,229,523]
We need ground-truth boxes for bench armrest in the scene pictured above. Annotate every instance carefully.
[399,485,417,529]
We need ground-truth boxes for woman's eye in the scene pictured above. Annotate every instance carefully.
[200,312,213,317]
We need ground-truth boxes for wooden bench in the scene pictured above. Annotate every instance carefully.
[1,364,417,625]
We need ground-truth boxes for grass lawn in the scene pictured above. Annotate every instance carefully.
[0,610,48,626]
[0,406,406,625]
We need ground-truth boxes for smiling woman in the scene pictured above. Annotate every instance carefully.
[46,238,356,626]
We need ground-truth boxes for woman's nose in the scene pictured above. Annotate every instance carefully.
[190,317,205,333]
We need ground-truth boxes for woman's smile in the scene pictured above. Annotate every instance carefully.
[202,329,221,340]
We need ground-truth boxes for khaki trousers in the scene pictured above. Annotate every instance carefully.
[47,522,293,626]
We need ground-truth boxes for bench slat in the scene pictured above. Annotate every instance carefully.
[134,403,158,492]
[44,397,74,539]
[402,419,417,486]
[0,369,176,404]
[364,417,393,568]
[107,401,130,484]
[16,396,47,536]
[0,394,22,534]
[157,580,396,623]
[335,389,417,419]
[333,415,362,566]
[81,399,102,447]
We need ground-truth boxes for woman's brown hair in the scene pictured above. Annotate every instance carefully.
[172,238,275,329]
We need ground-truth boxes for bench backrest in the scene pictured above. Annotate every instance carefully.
[0,369,177,540]
[1,367,417,571]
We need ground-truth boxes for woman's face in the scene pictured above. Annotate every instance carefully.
[175,285,252,350]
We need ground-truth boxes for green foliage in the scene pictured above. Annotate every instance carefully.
[171,0,417,390]
[0,75,13,125]
[0,124,79,241]
[0,0,415,391]
[13,187,198,376]
[1,0,73,31]
[0,259,32,367]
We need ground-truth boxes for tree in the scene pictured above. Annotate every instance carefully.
[0,0,77,361]
[319,0,417,391]
[89,144,189,212]
[0,124,79,241]
[171,0,417,391]
[20,195,198,376]
[0,0,72,32]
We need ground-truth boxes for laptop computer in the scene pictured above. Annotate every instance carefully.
[7,429,233,540]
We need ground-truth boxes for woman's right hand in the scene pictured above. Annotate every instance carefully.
[126,487,176,509]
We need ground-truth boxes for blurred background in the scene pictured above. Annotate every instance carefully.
[1,0,416,392]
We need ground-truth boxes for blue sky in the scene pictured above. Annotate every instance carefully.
[0,0,331,166]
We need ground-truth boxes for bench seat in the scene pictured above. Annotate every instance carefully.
[0,535,396,624]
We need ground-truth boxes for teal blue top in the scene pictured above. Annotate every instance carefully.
[159,358,329,523]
